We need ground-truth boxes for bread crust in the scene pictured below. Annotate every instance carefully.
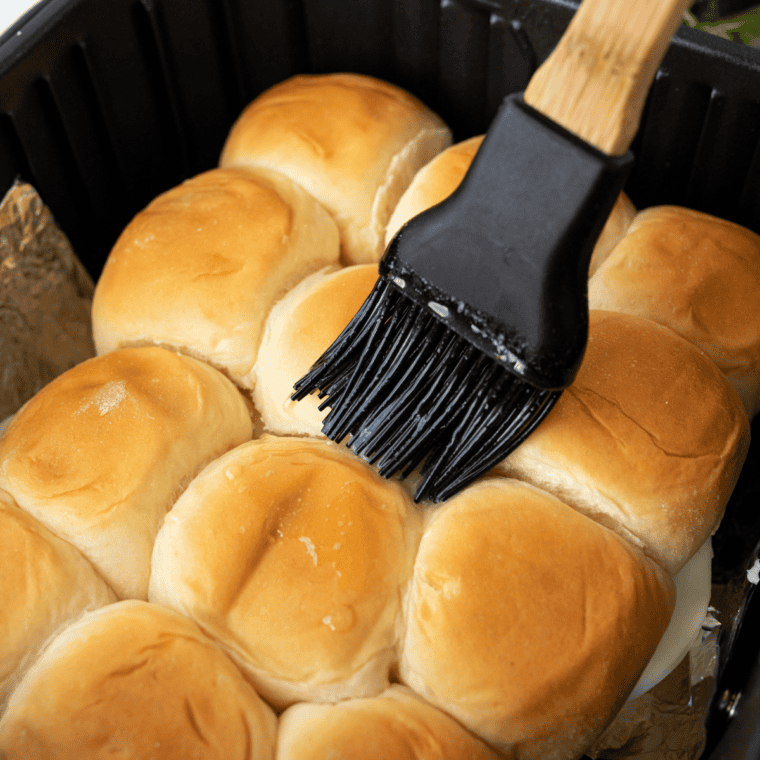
[149,435,422,709]
[399,477,676,760]
[0,601,277,759]
[0,494,116,710]
[277,684,503,760]
[92,167,340,388]
[220,73,452,264]
[587,191,637,276]
[252,264,379,436]
[0,347,254,599]
[495,310,750,575]
[589,205,760,416]
[385,135,484,245]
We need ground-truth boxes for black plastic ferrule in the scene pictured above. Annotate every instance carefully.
[381,93,634,390]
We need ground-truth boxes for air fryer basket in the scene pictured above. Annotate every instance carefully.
[1,1,759,757]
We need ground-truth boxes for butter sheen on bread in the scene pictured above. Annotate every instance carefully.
[149,435,422,709]
[1,67,754,760]
[0,347,253,599]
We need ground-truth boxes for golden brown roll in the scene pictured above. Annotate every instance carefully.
[383,135,634,274]
[399,477,676,760]
[588,205,760,416]
[0,493,116,711]
[219,73,452,265]
[384,135,484,245]
[0,347,254,599]
[276,684,503,760]
[494,310,750,576]
[252,264,379,436]
[91,167,340,389]
[586,191,637,276]
[149,435,422,709]
[0,600,277,759]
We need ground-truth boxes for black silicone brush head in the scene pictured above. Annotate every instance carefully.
[293,95,633,503]
[292,278,561,502]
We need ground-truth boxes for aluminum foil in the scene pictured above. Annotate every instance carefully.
[0,180,95,419]
[588,613,720,760]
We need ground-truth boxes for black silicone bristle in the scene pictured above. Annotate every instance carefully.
[292,94,633,503]
[292,279,561,503]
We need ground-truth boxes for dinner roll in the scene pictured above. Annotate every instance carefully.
[91,167,340,389]
[253,264,379,436]
[0,347,253,599]
[276,684,503,760]
[399,478,676,760]
[0,494,116,711]
[384,135,484,245]
[588,205,760,416]
[586,191,637,276]
[219,73,452,265]
[149,435,421,709]
[0,601,277,759]
[383,135,633,275]
[494,310,750,576]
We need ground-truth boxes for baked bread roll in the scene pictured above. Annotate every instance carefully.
[91,167,340,389]
[384,135,484,245]
[586,191,637,276]
[0,600,277,759]
[219,73,452,265]
[383,135,634,274]
[149,434,421,709]
[494,310,750,576]
[399,477,676,760]
[588,205,760,417]
[276,684,503,760]
[0,493,116,711]
[0,347,254,599]
[253,264,379,436]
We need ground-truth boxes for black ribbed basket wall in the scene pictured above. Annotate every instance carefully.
[3,0,760,280]
[1,1,759,758]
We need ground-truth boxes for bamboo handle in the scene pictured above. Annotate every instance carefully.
[523,0,693,155]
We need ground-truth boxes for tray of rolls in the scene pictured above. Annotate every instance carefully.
[1,0,760,759]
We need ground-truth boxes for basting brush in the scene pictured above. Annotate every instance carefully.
[292,0,694,503]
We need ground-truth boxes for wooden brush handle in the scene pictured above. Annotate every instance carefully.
[523,0,693,156]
